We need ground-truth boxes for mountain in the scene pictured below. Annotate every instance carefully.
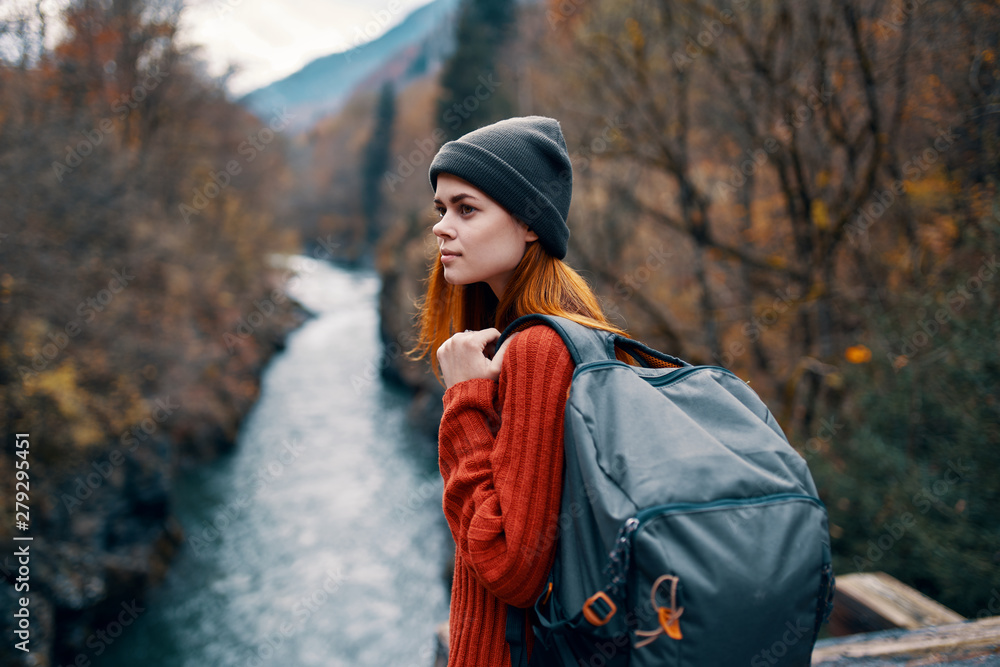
[239,0,460,131]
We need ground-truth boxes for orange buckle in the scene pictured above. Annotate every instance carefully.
[582,591,617,626]
[658,607,683,640]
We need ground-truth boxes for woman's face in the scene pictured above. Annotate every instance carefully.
[432,173,538,297]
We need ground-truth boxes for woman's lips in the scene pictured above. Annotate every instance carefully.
[441,250,460,264]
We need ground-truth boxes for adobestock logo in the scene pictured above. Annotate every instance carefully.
[847,125,960,247]
[441,73,503,131]
[671,0,752,71]
[51,66,170,182]
[382,73,501,192]
[853,458,971,572]
[886,255,997,370]
[179,107,295,224]
[18,267,136,382]
[60,395,180,514]
[749,617,813,667]
[342,2,407,63]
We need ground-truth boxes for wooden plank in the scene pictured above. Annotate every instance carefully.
[812,616,1000,664]
[828,572,966,636]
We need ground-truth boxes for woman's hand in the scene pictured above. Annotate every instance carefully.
[437,328,515,389]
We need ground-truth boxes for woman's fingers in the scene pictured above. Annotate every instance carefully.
[489,334,516,376]
[437,328,503,388]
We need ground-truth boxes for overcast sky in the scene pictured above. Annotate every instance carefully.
[180,0,435,96]
[0,0,433,97]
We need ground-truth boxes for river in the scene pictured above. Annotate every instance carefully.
[95,257,449,667]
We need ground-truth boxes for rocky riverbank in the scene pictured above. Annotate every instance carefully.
[375,219,445,438]
[0,286,307,667]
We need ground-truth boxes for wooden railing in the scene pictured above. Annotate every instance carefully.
[813,571,1000,664]
[431,572,1000,665]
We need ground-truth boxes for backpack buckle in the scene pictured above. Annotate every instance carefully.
[582,591,617,626]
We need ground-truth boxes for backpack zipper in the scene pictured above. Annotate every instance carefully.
[603,493,825,599]
[633,493,825,527]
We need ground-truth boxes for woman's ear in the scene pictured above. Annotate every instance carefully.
[513,215,538,242]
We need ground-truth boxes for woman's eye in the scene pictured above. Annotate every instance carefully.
[459,204,476,215]
[434,206,445,218]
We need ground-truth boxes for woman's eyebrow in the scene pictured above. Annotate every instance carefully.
[433,193,480,206]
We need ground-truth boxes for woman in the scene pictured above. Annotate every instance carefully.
[413,116,625,666]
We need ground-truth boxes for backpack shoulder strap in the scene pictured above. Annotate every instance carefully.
[498,314,690,369]
[498,314,614,366]
[505,605,528,667]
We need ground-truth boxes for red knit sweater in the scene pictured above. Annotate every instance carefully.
[438,325,573,666]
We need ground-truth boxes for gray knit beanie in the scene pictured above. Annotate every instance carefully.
[429,116,572,259]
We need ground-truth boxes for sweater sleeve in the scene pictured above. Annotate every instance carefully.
[438,326,572,608]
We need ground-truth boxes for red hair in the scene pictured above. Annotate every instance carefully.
[411,240,626,381]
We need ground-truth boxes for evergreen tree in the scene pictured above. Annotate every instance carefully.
[436,0,516,141]
[361,81,397,247]
[810,241,1000,616]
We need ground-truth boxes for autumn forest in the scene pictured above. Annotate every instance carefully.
[1,0,999,663]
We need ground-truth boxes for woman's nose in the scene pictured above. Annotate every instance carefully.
[433,216,454,239]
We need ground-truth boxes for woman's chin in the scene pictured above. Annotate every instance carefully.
[443,266,480,286]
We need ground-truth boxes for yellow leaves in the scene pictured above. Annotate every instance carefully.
[845,345,872,364]
[19,316,53,358]
[625,18,644,51]
[806,283,826,301]
[26,361,104,448]
[765,254,787,269]
[826,372,845,389]
[904,172,950,205]
[811,200,830,230]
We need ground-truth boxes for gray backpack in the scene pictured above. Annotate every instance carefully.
[501,315,834,667]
